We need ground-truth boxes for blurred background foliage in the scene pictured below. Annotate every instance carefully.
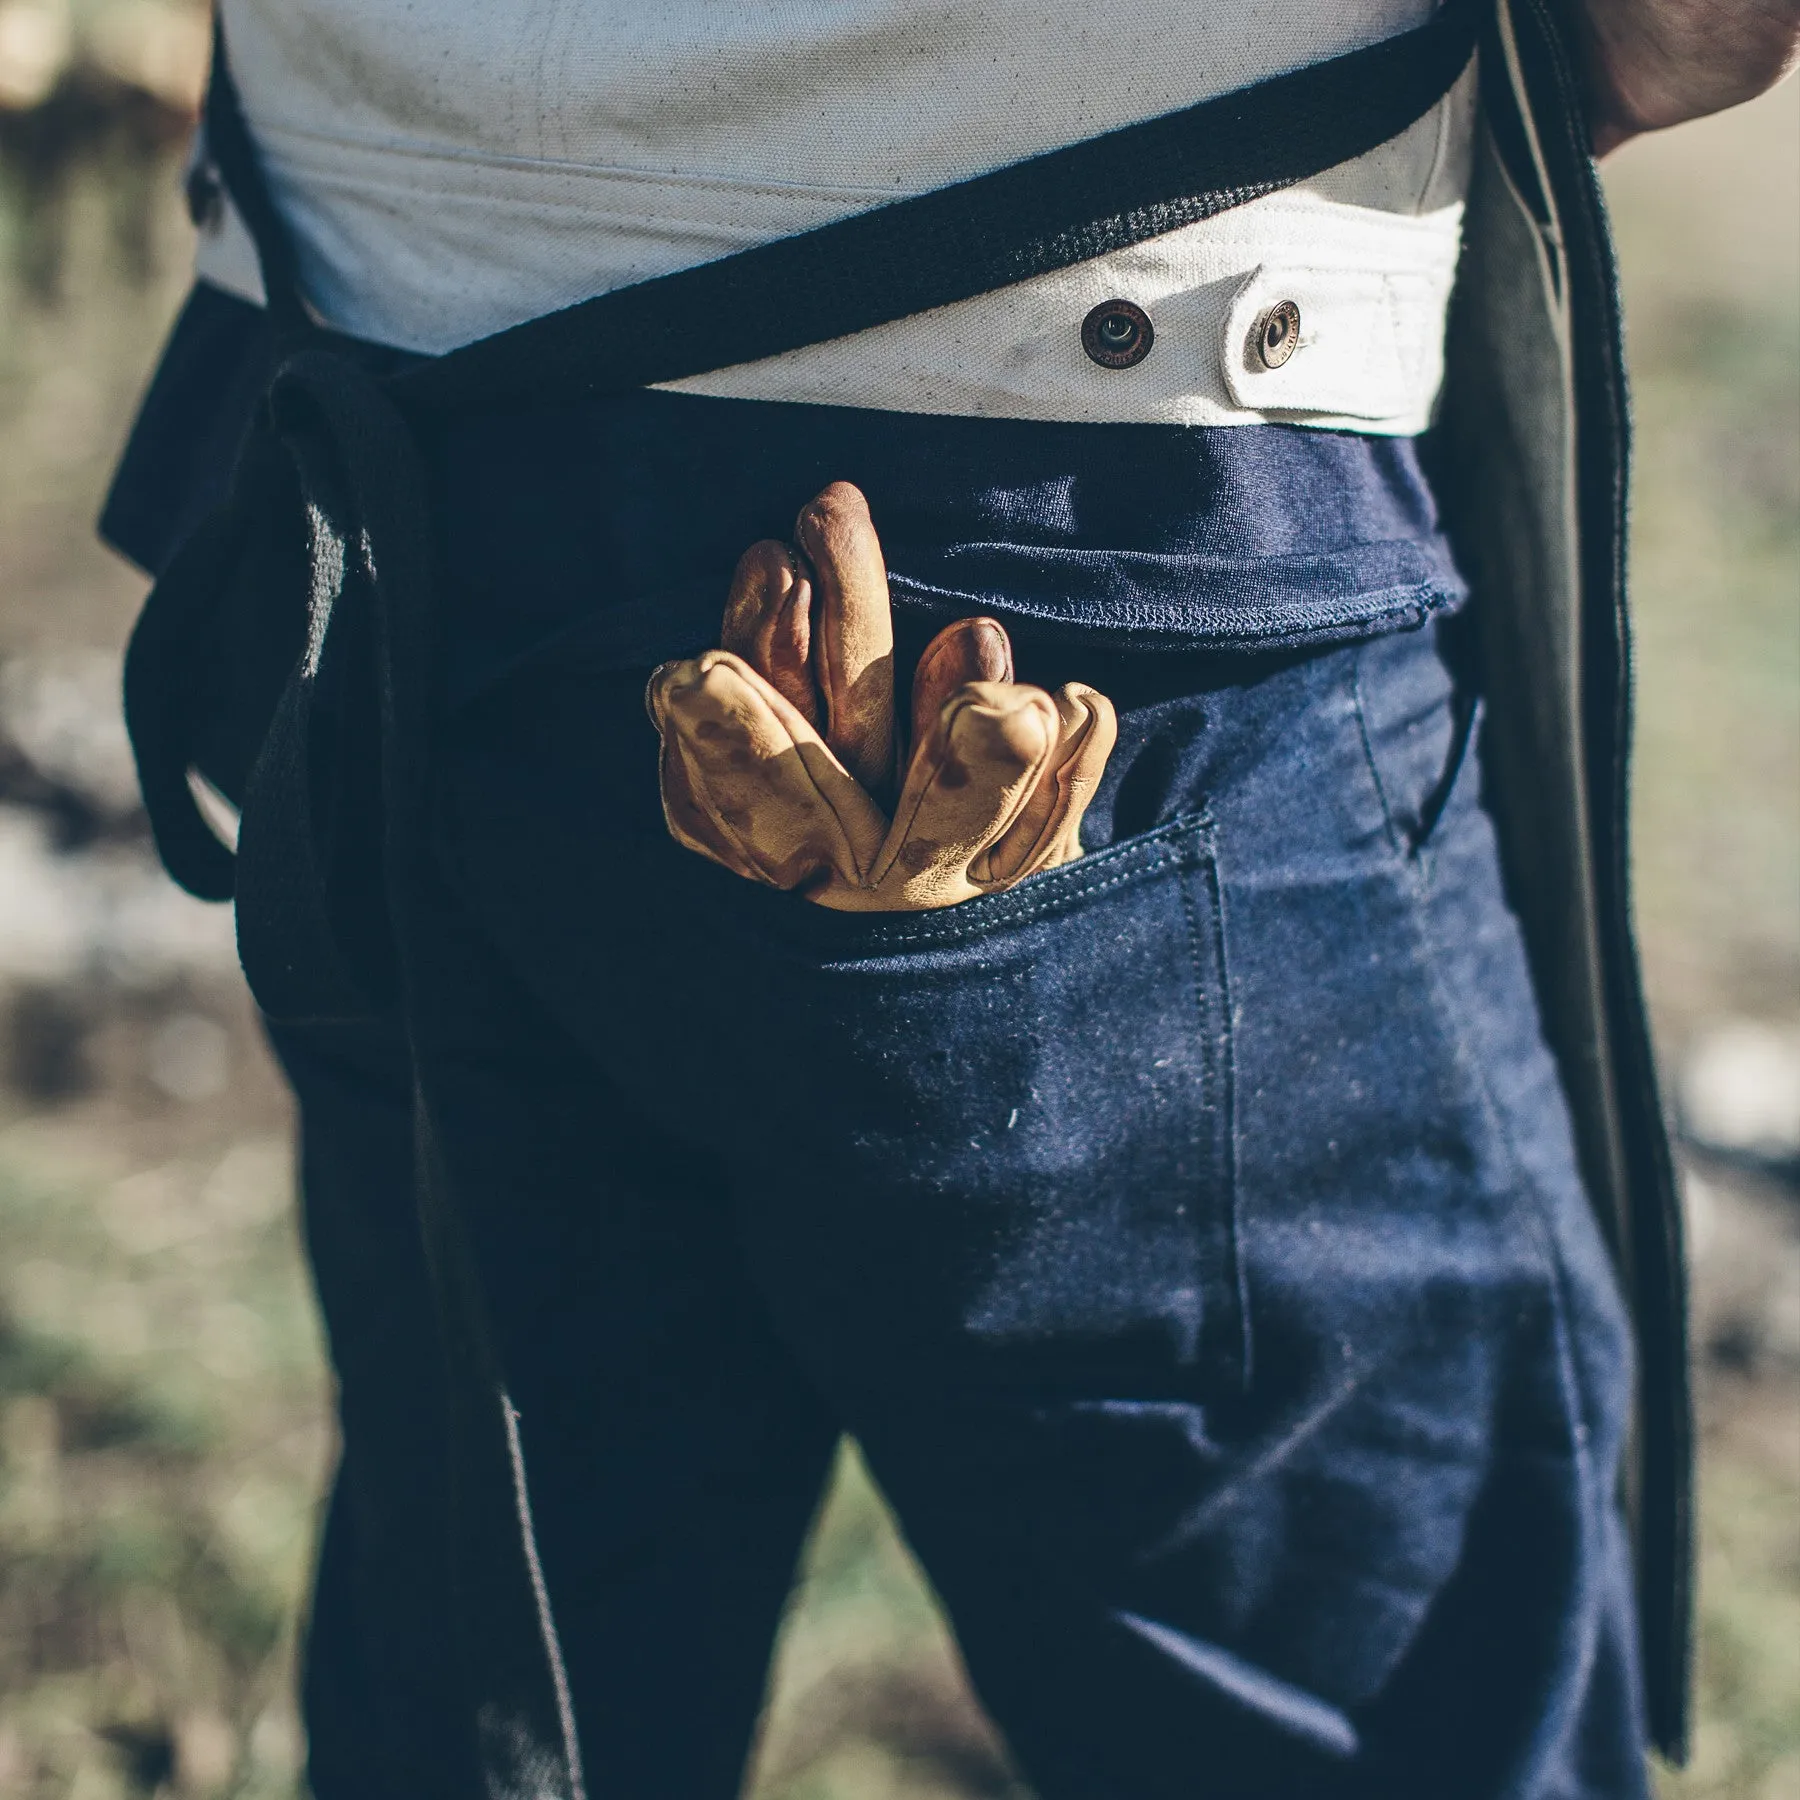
[0,8,1795,1795]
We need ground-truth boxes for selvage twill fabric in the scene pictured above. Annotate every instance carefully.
[291,587,1653,1798]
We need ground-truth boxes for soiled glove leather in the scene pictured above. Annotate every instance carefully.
[647,482,1117,911]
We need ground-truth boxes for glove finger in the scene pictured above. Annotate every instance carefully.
[794,481,895,797]
[720,539,819,726]
[909,616,1012,767]
[655,722,767,881]
[648,658,765,877]
[873,681,1059,902]
[980,681,1119,883]
[649,650,887,891]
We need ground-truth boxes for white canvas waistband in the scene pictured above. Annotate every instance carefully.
[194,70,1473,433]
[663,192,1466,433]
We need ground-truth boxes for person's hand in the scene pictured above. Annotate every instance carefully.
[1569,0,1800,154]
[646,482,1116,911]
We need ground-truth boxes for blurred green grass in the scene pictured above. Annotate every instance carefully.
[1607,98,1800,1794]
[0,73,1795,1800]
[0,1131,320,1795]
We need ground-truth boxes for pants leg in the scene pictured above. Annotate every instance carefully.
[431,626,1648,1800]
[268,1014,472,1799]
[401,874,842,1796]
[270,926,841,1798]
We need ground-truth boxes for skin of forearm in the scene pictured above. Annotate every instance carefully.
[1570,0,1800,153]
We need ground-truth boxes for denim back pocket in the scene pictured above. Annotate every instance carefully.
[642,815,1244,1403]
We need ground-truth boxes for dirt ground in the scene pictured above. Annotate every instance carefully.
[0,66,1794,1800]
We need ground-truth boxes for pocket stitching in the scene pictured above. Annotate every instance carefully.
[681,812,1215,954]
[1179,829,1248,1389]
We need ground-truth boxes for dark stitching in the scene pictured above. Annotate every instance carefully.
[1350,643,1480,879]
[1177,826,1247,1390]
[1173,824,1245,1382]
[884,574,1454,655]
[846,854,1181,946]
[1351,644,1407,861]
[713,814,1214,954]
[1204,839,1248,1390]
[1412,689,1481,859]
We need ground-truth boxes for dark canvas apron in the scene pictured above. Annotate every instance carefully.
[117,0,1691,1779]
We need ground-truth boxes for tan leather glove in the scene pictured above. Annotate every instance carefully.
[647,482,1117,912]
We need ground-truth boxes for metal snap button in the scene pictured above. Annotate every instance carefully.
[185,160,223,230]
[1081,299,1154,369]
[1253,299,1302,370]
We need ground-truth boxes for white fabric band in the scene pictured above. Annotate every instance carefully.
[196,0,1476,431]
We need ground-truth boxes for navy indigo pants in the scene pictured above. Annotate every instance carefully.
[270,619,1648,1800]
[108,326,1649,1797]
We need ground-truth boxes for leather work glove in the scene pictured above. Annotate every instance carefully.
[646,482,1117,912]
